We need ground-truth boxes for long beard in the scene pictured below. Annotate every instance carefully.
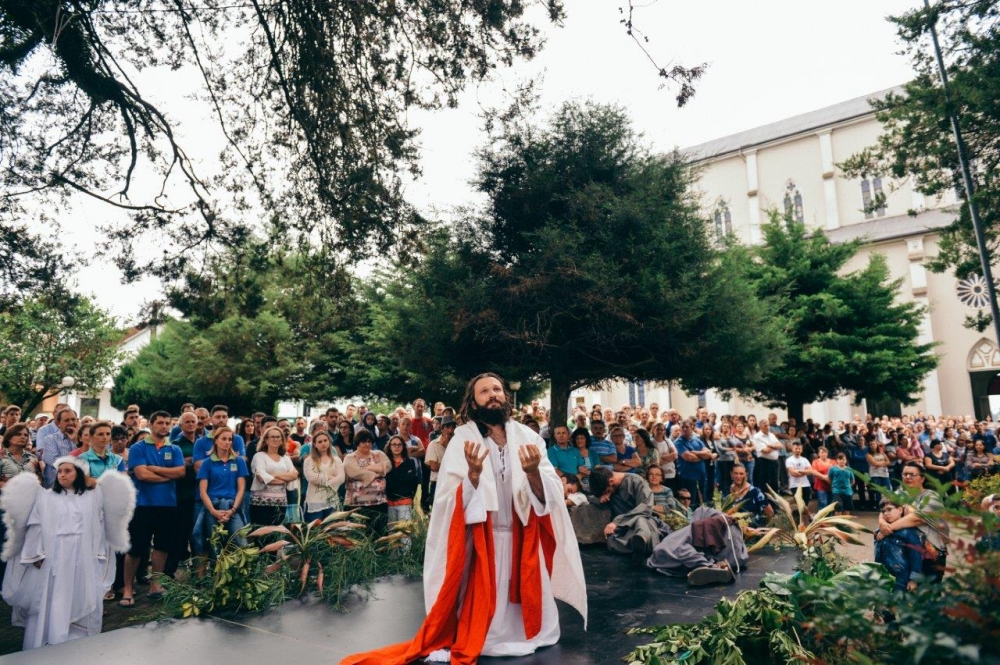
[469,401,508,427]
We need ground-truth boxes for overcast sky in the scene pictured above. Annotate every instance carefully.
[63,0,920,322]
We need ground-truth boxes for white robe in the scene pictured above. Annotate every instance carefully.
[424,420,587,658]
[2,488,110,650]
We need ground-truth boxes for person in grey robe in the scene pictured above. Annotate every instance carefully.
[646,504,750,585]
[588,467,669,564]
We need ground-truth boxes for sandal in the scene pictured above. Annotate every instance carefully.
[148,590,165,600]
[104,591,116,601]
[119,596,135,607]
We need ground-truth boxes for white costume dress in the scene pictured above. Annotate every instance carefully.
[1,471,134,651]
[425,419,587,658]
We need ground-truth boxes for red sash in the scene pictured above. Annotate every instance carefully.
[339,490,555,664]
[509,511,557,639]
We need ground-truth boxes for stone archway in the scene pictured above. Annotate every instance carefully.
[968,338,1000,419]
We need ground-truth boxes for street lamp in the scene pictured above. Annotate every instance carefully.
[60,376,76,394]
[509,381,522,411]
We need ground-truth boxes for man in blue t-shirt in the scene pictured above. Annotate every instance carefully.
[122,410,186,605]
[192,405,246,473]
[547,425,583,477]
[589,421,616,471]
[674,421,716,508]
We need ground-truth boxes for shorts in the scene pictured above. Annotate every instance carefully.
[833,492,854,513]
[128,505,179,558]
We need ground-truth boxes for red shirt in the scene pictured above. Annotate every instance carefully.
[410,417,433,446]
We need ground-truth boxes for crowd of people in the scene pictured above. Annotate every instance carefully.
[0,395,997,649]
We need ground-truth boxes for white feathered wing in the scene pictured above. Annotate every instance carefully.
[96,471,136,553]
[1,474,41,562]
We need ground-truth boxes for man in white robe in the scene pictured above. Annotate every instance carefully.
[341,373,587,665]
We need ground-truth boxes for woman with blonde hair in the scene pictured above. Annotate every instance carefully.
[192,427,248,569]
[302,431,344,522]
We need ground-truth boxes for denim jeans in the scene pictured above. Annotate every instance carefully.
[387,504,413,551]
[815,490,831,511]
[192,497,246,554]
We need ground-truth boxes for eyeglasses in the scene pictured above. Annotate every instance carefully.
[902,472,920,478]
[678,496,692,501]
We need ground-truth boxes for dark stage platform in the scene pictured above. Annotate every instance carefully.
[2,546,799,665]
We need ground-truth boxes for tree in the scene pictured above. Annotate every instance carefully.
[0,220,66,313]
[0,294,122,414]
[1,3,709,282]
[348,102,784,426]
[111,315,297,415]
[112,239,362,413]
[742,212,939,424]
[0,1,568,278]
[841,1,1000,291]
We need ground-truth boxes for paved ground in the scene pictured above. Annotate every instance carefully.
[0,510,883,663]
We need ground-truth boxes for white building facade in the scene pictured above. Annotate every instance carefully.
[570,87,999,422]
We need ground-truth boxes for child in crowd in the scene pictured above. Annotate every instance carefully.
[874,499,922,592]
[562,473,588,507]
[828,453,855,515]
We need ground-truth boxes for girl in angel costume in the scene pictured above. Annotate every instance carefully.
[1,456,135,650]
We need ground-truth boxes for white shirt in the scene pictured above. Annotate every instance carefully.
[752,431,781,461]
[785,454,811,488]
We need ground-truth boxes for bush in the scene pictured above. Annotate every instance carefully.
[625,488,1000,664]
[160,512,428,618]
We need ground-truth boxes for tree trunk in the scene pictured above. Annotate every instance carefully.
[786,400,805,427]
[21,387,58,418]
[548,373,573,432]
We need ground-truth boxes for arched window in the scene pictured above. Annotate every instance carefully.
[860,177,887,219]
[873,176,887,216]
[713,201,732,242]
[784,181,804,223]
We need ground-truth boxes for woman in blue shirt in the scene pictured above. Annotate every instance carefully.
[192,426,248,573]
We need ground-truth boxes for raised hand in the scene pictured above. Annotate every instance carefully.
[465,441,489,488]
[518,444,542,475]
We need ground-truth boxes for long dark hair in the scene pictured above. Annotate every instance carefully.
[385,435,409,462]
[457,372,513,433]
[53,463,88,495]
[633,428,654,454]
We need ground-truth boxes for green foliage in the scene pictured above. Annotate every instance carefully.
[161,524,287,618]
[964,471,1000,505]
[0,294,122,414]
[111,316,294,415]
[743,211,939,421]
[748,487,868,553]
[112,243,362,413]
[347,102,784,425]
[626,487,1000,665]
[626,581,813,665]
[0,220,66,313]
[160,514,428,618]
[0,1,573,280]
[840,1,1000,281]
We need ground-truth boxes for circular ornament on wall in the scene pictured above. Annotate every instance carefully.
[957,274,990,309]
